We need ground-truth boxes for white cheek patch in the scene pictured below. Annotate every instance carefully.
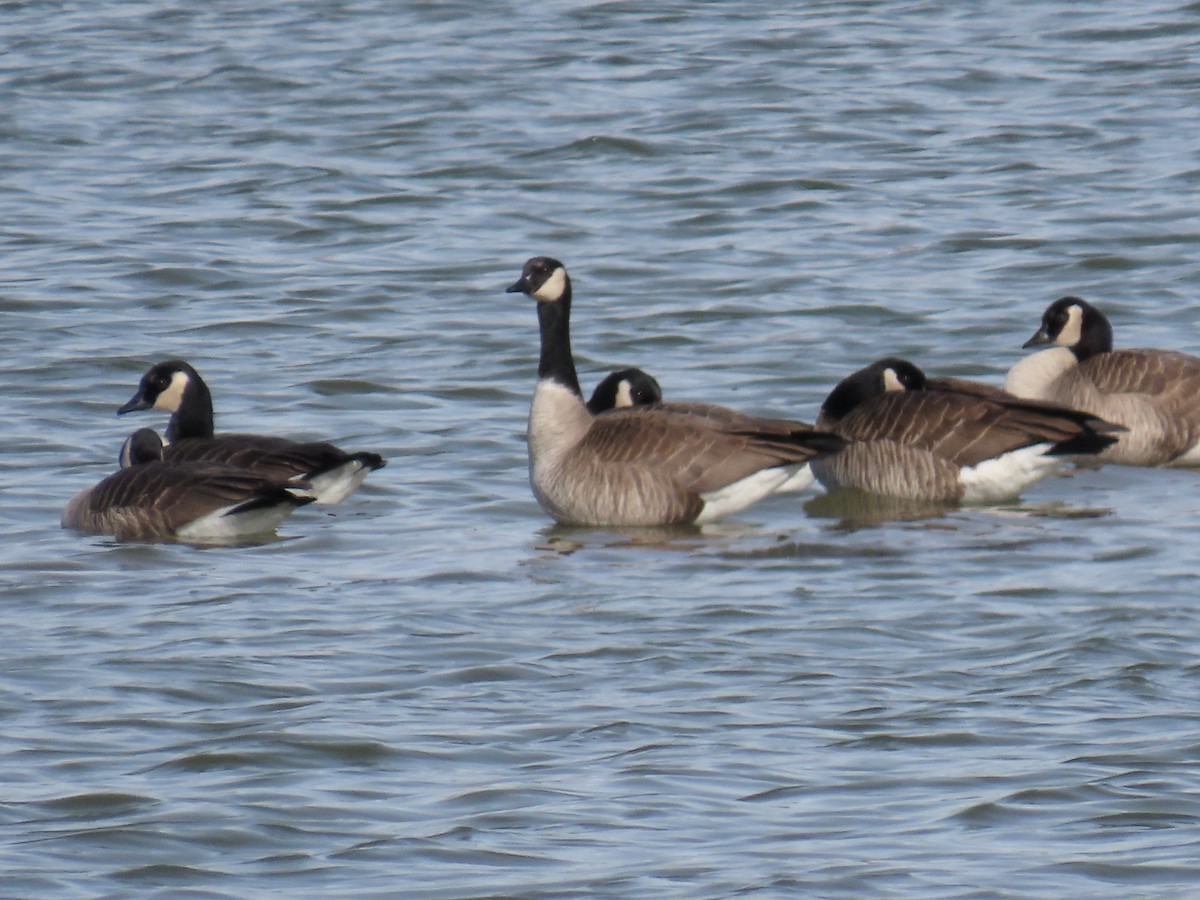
[531,267,567,302]
[153,371,190,412]
[614,380,635,409]
[882,368,905,392]
[1057,304,1083,347]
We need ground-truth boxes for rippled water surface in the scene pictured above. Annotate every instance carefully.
[5,1,1200,896]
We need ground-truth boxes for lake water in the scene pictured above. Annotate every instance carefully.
[4,1,1200,895]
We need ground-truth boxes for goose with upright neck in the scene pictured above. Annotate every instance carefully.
[118,359,386,503]
[1006,296,1200,466]
[63,428,315,543]
[506,256,843,526]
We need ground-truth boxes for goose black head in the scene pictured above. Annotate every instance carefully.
[506,256,570,304]
[821,357,926,423]
[586,368,664,414]
[1023,297,1113,359]
[118,359,198,415]
[119,428,165,468]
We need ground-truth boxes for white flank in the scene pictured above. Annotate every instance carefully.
[303,461,369,504]
[695,466,793,524]
[774,462,815,494]
[175,501,297,542]
[1004,347,1076,401]
[959,444,1061,503]
[1167,440,1200,467]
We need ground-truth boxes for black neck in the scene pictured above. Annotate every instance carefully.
[1074,310,1114,361]
[821,371,875,424]
[167,376,215,442]
[536,286,582,397]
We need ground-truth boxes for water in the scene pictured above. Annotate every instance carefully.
[4,0,1200,895]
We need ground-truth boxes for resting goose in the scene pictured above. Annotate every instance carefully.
[62,428,315,542]
[586,368,663,414]
[118,360,385,503]
[812,358,1118,502]
[583,366,821,492]
[1006,296,1200,466]
[505,256,843,526]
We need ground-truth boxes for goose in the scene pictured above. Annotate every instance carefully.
[1006,296,1200,466]
[505,256,844,526]
[811,358,1119,502]
[583,366,822,492]
[117,360,386,503]
[586,368,663,414]
[63,428,315,542]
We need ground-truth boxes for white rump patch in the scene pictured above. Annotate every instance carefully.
[175,500,298,542]
[302,461,370,504]
[695,466,795,524]
[1167,440,1200,467]
[959,444,1061,503]
[774,463,815,494]
[154,370,190,413]
[531,266,568,303]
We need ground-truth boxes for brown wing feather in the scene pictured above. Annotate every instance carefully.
[830,391,1099,468]
[577,405,839,496]
[66,463,309,539]
[1081,349,1200,406]
[163,435,377,481]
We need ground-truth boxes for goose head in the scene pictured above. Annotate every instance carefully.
[1022,297,1113,360]
[119,429,165,468]
[506,256,570,304]
[587,368,664,414]
[820,357,926,424]
[118,360,199,415]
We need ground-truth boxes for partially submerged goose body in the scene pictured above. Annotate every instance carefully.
[1006,296,1200,466]
[63,428,315,542]
[813,358,1118,503]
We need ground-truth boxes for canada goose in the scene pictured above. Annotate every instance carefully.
[117,360,386,503]
[506,256,844,526]
[63,428,315,542]
[1006,296,1200,466]
[812,358,1118,502]
[586,368,663,413]
[585,367,822,493]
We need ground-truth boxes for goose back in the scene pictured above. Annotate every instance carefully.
[119,359,386,502]
[63,454,315,542]
[814,358,1117,502]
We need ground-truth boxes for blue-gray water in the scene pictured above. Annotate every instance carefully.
[4,1,1200,896]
